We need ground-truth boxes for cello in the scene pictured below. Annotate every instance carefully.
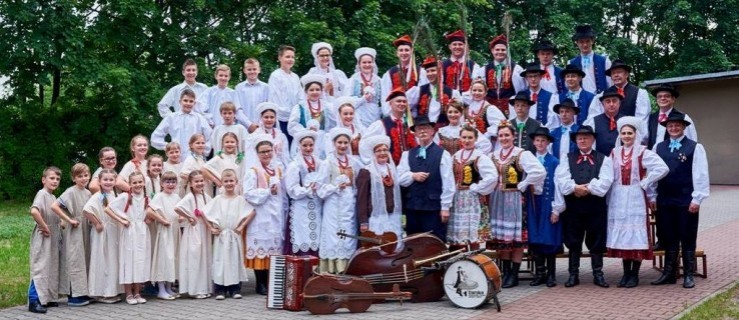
[302,274,411,315]
[336,230,398,253]
[343,232,449,303]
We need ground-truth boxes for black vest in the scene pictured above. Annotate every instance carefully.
[656,138,697,206]
[564,151,607,212]
[612,84,639,118]
[593,114,619,155]
[404,143,444,211]
[512,118,541,153]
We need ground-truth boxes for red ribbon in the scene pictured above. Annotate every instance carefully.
[577,154,595,165]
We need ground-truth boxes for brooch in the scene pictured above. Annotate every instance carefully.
[678,153,687,163]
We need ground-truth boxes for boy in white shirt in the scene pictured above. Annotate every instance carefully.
[235,58,269,132]
[152,89,213,155]
[199,64,243,128]
[210,102,248,153]
[158,59,208,118]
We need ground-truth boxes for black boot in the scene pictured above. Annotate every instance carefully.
[500,260,511,289]
[625,260,641,288]
[651,251,678,285]
[545,255,557,287]
[503,262,521,288]
[565,251,581,287]
[254,270,268,295]
[591,253,609,288]
[529,255,546,286]
[618,259,631,288]
[29,300,47,314]
[682,251,695,288]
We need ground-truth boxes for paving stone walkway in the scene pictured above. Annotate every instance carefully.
[2,186,737,320]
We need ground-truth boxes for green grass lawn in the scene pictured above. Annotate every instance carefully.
[0,200,33,308]
[681,282,739,319]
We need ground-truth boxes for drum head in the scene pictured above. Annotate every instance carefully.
[443,259,492,308]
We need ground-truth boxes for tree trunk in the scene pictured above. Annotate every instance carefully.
[51,67,61,106]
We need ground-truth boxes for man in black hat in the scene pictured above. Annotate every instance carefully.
[553,125,614,288]
[559,64,596,126]
[551,98,581,159]
[568,25,612,94]
[651,112,709,289]
[520,64,560,130]
[533,40,565,95]
[646,84,698,150]
[528,126,563,287]
[588,59,650,122]
[397,115,455,241]
[583,87,622,155]
[407,56,461,127]
[509,91,543,153]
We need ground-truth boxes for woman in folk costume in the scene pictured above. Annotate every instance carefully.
[307,42,349,101]
[317,127,363,273]
[345,47,382,127]
[203,169,254,299]
[447,126,497,251]
[253,102,291,168]
[461,80,506,142]
[435,99,493,156]
[526,127,563,287]
[355,135,404,243]
[474,34,525,119]
[288,74,335,159]
[325,96,366,164]
[242,133,286,295]
[285,130,324,256]
[487,120,546,288]
[606,116,668,288]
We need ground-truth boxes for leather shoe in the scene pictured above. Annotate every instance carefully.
[29,301,47,314]
[564,274,579,287]
[593,274,610,288]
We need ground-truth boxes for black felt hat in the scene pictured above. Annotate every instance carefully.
[570,125,597,140]
[529,127,554,142]
[659,111,691,127]
[508,91,535,106]
[533,40,558,55]
[410,115,436,132]
[572,25,596,41]
[519,63,547,77]
[605,59,632,76]
[560,64,586,78]
[651,84,680,98]
[554,98,580,114]
[599,87,624,101]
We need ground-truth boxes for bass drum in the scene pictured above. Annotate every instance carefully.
[443,254,501,309]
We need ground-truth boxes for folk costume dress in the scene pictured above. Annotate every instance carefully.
[317,135,362,273]
[242,140,286,270]
[307,42,349,101]
[176,191,213,295]
[287,97,335,159]
[448,148,496,249]
[108,192,151,285]
[527,152,563,255]
[327,96,367,163]
[210,123,248,155]
[148,191,182,284]
[606,143,667,259]
[83,192,122,298]
[57,185,92,297]
[461,94,507,141]
[364,114,418,165]
[254,102,292,168]
[285,150,324,256]
[204,152,245,195]
[355,136,404,241]
[345,47,383,126]
[180,152,214,197]
[204,194,253,287]
[487,146,545,249]
[29,189,64,305]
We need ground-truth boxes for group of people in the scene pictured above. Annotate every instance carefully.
[27,24,710,314]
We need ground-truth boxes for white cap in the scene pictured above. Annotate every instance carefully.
[293,129,318,143]
[328,127,353,142]
[334,96,356,109]
[311,42,333,57]
[256,102,278,115]
[354,47,377,60]
[300,74,326,88]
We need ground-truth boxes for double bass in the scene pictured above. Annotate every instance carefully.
[343,232,449,303]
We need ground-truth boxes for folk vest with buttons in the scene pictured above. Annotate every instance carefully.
[656,138,696,207]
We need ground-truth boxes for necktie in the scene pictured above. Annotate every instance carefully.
[617,87,625,98]
[517,122,525,132]
[417,146,427,159]
[669,139,682,152]
[495,63,503,75]
[658,112,668,123]
[538,155,545,164]
[582,56,591,69]
[608,116,617,131]
[577,153,594,165]
[568,91,579,101]
[561,126,568,134]
[531,92,538,102]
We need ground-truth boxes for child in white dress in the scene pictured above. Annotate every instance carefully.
[175,170,213,299]
[146,171,182,300]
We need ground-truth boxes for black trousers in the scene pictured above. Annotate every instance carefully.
[655,204,699,252]
[560,208,607,254]
[214,283,242,296]
[405,209,447,242]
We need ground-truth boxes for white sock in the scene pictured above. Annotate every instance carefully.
[157,282,168,296]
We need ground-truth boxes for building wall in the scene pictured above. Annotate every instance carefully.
[675,78,739,185]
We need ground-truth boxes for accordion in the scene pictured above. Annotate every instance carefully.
[267,255,319,311]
